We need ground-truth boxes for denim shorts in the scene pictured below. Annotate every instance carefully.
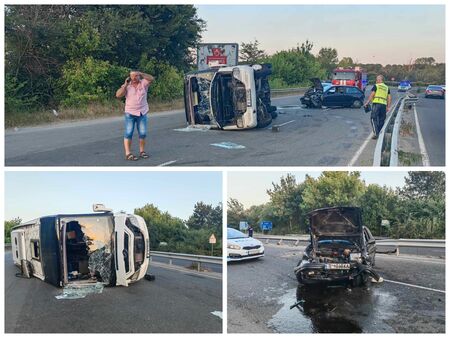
[124,113,148,139]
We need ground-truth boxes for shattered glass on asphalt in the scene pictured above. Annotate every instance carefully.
[55,282,104,300]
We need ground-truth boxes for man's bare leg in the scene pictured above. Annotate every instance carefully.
[139,138,146,154]
[124,138,132,156]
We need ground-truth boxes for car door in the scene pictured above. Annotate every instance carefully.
[323,86,338,106]
[114,214,135,286]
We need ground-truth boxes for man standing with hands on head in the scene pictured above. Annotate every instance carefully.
[364,75,392,139]
[116,70,154,161]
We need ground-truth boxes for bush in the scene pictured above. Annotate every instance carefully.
[5,74,40,113]
[59,57,128,106]
[139,57,184,100]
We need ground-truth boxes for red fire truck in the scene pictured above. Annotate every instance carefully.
[332,67,368,91]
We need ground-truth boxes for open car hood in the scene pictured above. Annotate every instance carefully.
[308,207,363,237]
[310,78,323,91]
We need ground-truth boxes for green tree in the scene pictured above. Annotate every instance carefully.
[400,171,445,200]
[5,218,22,243]
[239,39,267,63]
[301,172,366,213]
[267,174,305,232]
[317,47,338,78]
[227,198,245,228]
[338,57,354,68]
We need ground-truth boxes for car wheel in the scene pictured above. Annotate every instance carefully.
[352,99,363,108]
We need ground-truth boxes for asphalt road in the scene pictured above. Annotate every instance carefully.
[228,244,445,333]
[5,251,222,333]
[6,89,429,167]
[414,94,445,166]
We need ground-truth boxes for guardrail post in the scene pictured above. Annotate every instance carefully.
[266,239,270,244]
[294,239,300,246]
[197,262,201,272]
[396,246,399,256]
[278,239,283,245]
[169,258,173,265]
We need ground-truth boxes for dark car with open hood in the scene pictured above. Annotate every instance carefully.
[294,207,380,288]
[300,78,365,109]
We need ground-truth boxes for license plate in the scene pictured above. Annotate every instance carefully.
[328,263,350,270]
[248,249,260,255]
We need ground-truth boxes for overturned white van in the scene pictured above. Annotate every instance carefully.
[11,204,150,287]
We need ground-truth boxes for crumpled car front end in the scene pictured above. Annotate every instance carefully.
[294,207,379,287]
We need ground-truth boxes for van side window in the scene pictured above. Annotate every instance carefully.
[31,239,40,260]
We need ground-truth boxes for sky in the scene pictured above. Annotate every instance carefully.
[228,171,412,208]
[196,5,445,65]
[4,171,222,222]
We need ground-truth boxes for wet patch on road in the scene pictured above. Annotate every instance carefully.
[268,285,396,333]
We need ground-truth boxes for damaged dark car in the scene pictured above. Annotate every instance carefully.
[294,207,380,287]
[184,64,277,130]
[300,78,365,109]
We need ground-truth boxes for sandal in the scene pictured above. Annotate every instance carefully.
[126,153,138,161]
[139,151,149,159]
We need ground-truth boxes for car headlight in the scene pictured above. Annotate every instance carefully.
[227,244,241,250]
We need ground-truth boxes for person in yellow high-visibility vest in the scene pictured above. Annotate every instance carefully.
[364,75,392,139]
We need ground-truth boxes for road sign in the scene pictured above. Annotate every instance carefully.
[260,221,273,231]
[239,221,249,231]
[209,234,216,244]
[197,43,239,71]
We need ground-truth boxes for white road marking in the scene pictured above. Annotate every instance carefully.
[348,132,373,166]
[211,311,223,319]
[277,120,296,127]
[348,96,401,166]
[384,279,445,294]
[413,105,430,166]
[157,160,178,167]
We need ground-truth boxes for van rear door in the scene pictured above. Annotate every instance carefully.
[114,214,135,286]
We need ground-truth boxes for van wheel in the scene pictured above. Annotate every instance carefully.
[352,100,363,108]
[256,100,273,128]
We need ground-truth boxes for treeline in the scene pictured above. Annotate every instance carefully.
[134,202,222,256]
[228,172,445,239]
[5,5,204,114]
[239,39,445,88]
[4,201,222,256]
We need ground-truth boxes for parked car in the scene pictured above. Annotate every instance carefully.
[398,81,412,92]
[425,85,445,99]
[11,204,150,287]
[300,78,365,108]
[184,64,277,130]
[227,227,264,261]
[294,207,380,288]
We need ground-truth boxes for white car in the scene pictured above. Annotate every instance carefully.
[227,228,264,261]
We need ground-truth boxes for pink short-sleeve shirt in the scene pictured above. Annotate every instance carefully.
[124,79,150,116]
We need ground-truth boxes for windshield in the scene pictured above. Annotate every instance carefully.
[332,71,356,80]
[227,228,247,239]
[428,86,442,90]
[399,81,410,86]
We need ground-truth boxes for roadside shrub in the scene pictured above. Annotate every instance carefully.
[59,57,128,106]
[5,74,40,113]
[139,57,184,101]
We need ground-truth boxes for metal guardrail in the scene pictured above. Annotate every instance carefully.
[253,235,445,255]
[150,251,222,272]
[271,87,307,93]
[373,93,419,166]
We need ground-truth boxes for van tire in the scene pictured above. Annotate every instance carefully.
[256,100,273,128]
